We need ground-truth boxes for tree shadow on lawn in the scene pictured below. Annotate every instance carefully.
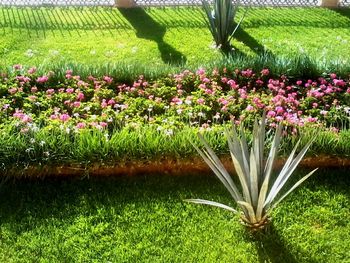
[329,7,350,21]
[118,7,187,66]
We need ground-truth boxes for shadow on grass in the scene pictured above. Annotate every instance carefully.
[250,224,313,263]
[234,26,267,54]
[118,8,186,65]
[331,7,350,20]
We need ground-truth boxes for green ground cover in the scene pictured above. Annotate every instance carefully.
[1,125,350,171]
[0,169,349,262]
[1,7,350,74]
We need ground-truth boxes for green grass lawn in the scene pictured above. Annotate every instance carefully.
[0,169,349,262]
[0,7,350,71]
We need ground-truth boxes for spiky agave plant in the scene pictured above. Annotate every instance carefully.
[202,0,247,52]
[186,114,318,231]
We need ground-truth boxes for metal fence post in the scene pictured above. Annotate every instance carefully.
[115,0,136,8]
[319,0,340,7]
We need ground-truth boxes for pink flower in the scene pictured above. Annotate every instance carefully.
[46,89,55,95]
[108,99,116,105]
[246,105,254,111]
[76,122,86,129]
[77,92,85,101]
[73,101,81,107]
[267,110,276,118]
[31,86,38,93]
[28,67,37,74]
[66,88,74,94]
[99,122,108,128]
[241,69,253,78]
[197,98,205,105]
[202,77,210,83]
[171,97,183,105]
[59,114,70,122]
[103,76,113,84]
[333,79,346,87]
[307,117,317,123]
[275,116,283,122]
[205,89,213,95]
[101,99,108,108]
[276,106,284,115]
[8,88,17,94]
[261,68,270,76]
[330,73,337,79]
[37,76,49,84]
[13,64,22,70]
[221,77,228,83]
[196,68,205,76]
[227,79,238,89]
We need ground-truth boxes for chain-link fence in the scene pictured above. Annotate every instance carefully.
[134,0,321,6]
[0,0,349,6]
[340,0,350,6]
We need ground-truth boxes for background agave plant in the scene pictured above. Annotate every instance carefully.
[202,0,247,52]
[186,114,318,231]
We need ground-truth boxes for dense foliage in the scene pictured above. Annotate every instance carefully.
[1,65,350,134]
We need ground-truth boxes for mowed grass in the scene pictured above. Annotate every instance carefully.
[0,7,350,70]
[0,169,349,262]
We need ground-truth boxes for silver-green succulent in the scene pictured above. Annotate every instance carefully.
[186,114,317,230]
[202,0,247,52]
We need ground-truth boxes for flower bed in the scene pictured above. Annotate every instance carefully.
[2,65,350,132]
[1,65,350,171]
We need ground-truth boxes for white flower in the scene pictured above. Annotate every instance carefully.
[198,112,205,117]
[105,50,114,57]
[25,49,35,57]
[50,50,60,56]
[164,129,173,136]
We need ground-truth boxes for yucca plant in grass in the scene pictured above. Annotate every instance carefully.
[186,114,318,231]
[202,0,247,53]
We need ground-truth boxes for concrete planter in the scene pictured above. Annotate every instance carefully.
[115,0,136,8]
[319,0,339,7]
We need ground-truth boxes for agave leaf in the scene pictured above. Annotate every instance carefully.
[264,140,314,208]
[228,7,248,43]
[257,112,266,185]
[202,0,217,41]
[225,127,252,204]
[191,140,243,202]
[249,148,259,209]
[255,122,282,220]
[263,123,283,181]
[185,199,239,214]
[239,125,250,177]
[202,0,245,50]
[237,201,257,224]
[268,168,318,211]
